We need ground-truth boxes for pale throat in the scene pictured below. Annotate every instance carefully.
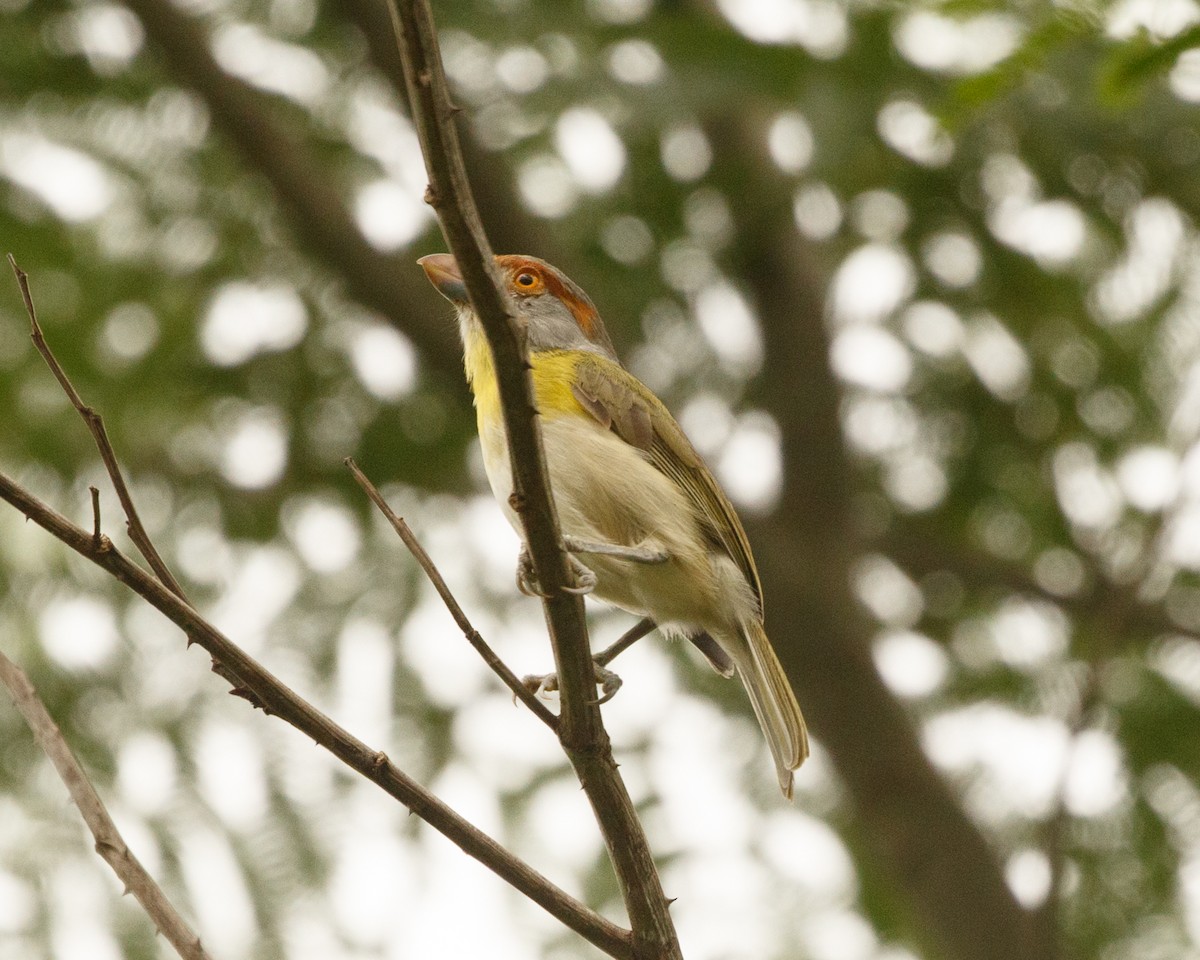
[459,313,501,425]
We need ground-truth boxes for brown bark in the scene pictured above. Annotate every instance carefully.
[386,3,681,956]
[0,470,633,959]
[99,1,1059,954]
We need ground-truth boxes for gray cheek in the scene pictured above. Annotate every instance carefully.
[523,300,596,353]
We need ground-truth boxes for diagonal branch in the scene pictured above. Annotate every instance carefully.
[5,259,626,955]
[386,3,681,957]
[2,295,626,952]
[0,470,632,960]
[0,650,214,960]
[8,255,278,713]
[385,0,589,765]
[345,457,558,728]
[9,255,187,600]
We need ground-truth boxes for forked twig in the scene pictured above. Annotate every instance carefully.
[0,471,633,960]
[345,458,558,729]
[0,651,214,960]
[3,259,630,955]
[386,4,680,954]
[7,254,267,710]
[7,254,188,601]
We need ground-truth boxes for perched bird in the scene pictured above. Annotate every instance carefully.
[419,252,808,797]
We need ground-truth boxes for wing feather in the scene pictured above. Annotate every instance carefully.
[573,354,764,614]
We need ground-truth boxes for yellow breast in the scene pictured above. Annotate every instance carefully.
[462,323,586,429]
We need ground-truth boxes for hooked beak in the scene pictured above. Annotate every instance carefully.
[417,253,468,304]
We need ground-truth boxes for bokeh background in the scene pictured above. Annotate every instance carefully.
[4,0,1200,958]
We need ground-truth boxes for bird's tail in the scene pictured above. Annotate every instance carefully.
[729,621,809,799]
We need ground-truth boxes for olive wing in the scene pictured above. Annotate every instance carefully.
[571,354,764,615]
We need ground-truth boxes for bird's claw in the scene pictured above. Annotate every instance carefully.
[521,660,623,704]
[594,665,623,704]
[564,556,597,595]
[516,548,597,596]
[516,547,551,598]
[522,671,558,697]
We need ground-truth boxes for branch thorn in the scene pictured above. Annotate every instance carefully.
[89,486,101,546]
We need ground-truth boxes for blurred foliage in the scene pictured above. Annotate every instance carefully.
[5,0,1200,959]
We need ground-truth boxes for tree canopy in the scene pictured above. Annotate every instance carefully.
[4,1,1200,958]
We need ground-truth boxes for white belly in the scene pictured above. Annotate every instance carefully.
[478,412,755,634]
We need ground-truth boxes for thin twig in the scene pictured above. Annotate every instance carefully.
[383,0,598,725]
[385,5,681,956]
[89,485,102,548]
[345,458,558,729]
[6,253,626,953]
[0,471,632,960]
[7,255,188,601]
[9,257,271,713]
[594,618,656,669]
[0,651,214,960]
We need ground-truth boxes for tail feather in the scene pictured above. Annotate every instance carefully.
[686,630,736,677]
[729,621,809,799]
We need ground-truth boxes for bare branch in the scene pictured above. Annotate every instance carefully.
[345,457,558,729]
[0,470,633,960]
[386,3,682,956]
[384,0,594,701]
[89,485,102,547]
[594,618,656,669]
[8,255,188,601]
[0,651,214,960]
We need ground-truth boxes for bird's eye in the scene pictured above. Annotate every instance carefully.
[516,273,536,287]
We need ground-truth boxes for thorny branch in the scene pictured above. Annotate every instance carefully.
[1,261,630,958]
[0,470,633,960]
[89,0,1099,954]
[387,2,682,956]
[9,254,188,600]
[345,457,558,728]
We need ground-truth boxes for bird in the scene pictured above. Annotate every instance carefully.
[418,252,808,797]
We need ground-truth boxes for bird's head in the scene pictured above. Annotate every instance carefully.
[419,253,618,361]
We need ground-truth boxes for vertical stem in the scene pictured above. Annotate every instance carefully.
[385,4,682,956]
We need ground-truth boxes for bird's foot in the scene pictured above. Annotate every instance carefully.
[522,660,623,705]
[516,546,548,598]
[564,556,597,594]
[518,619,656,707]
[516,547,598,596]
